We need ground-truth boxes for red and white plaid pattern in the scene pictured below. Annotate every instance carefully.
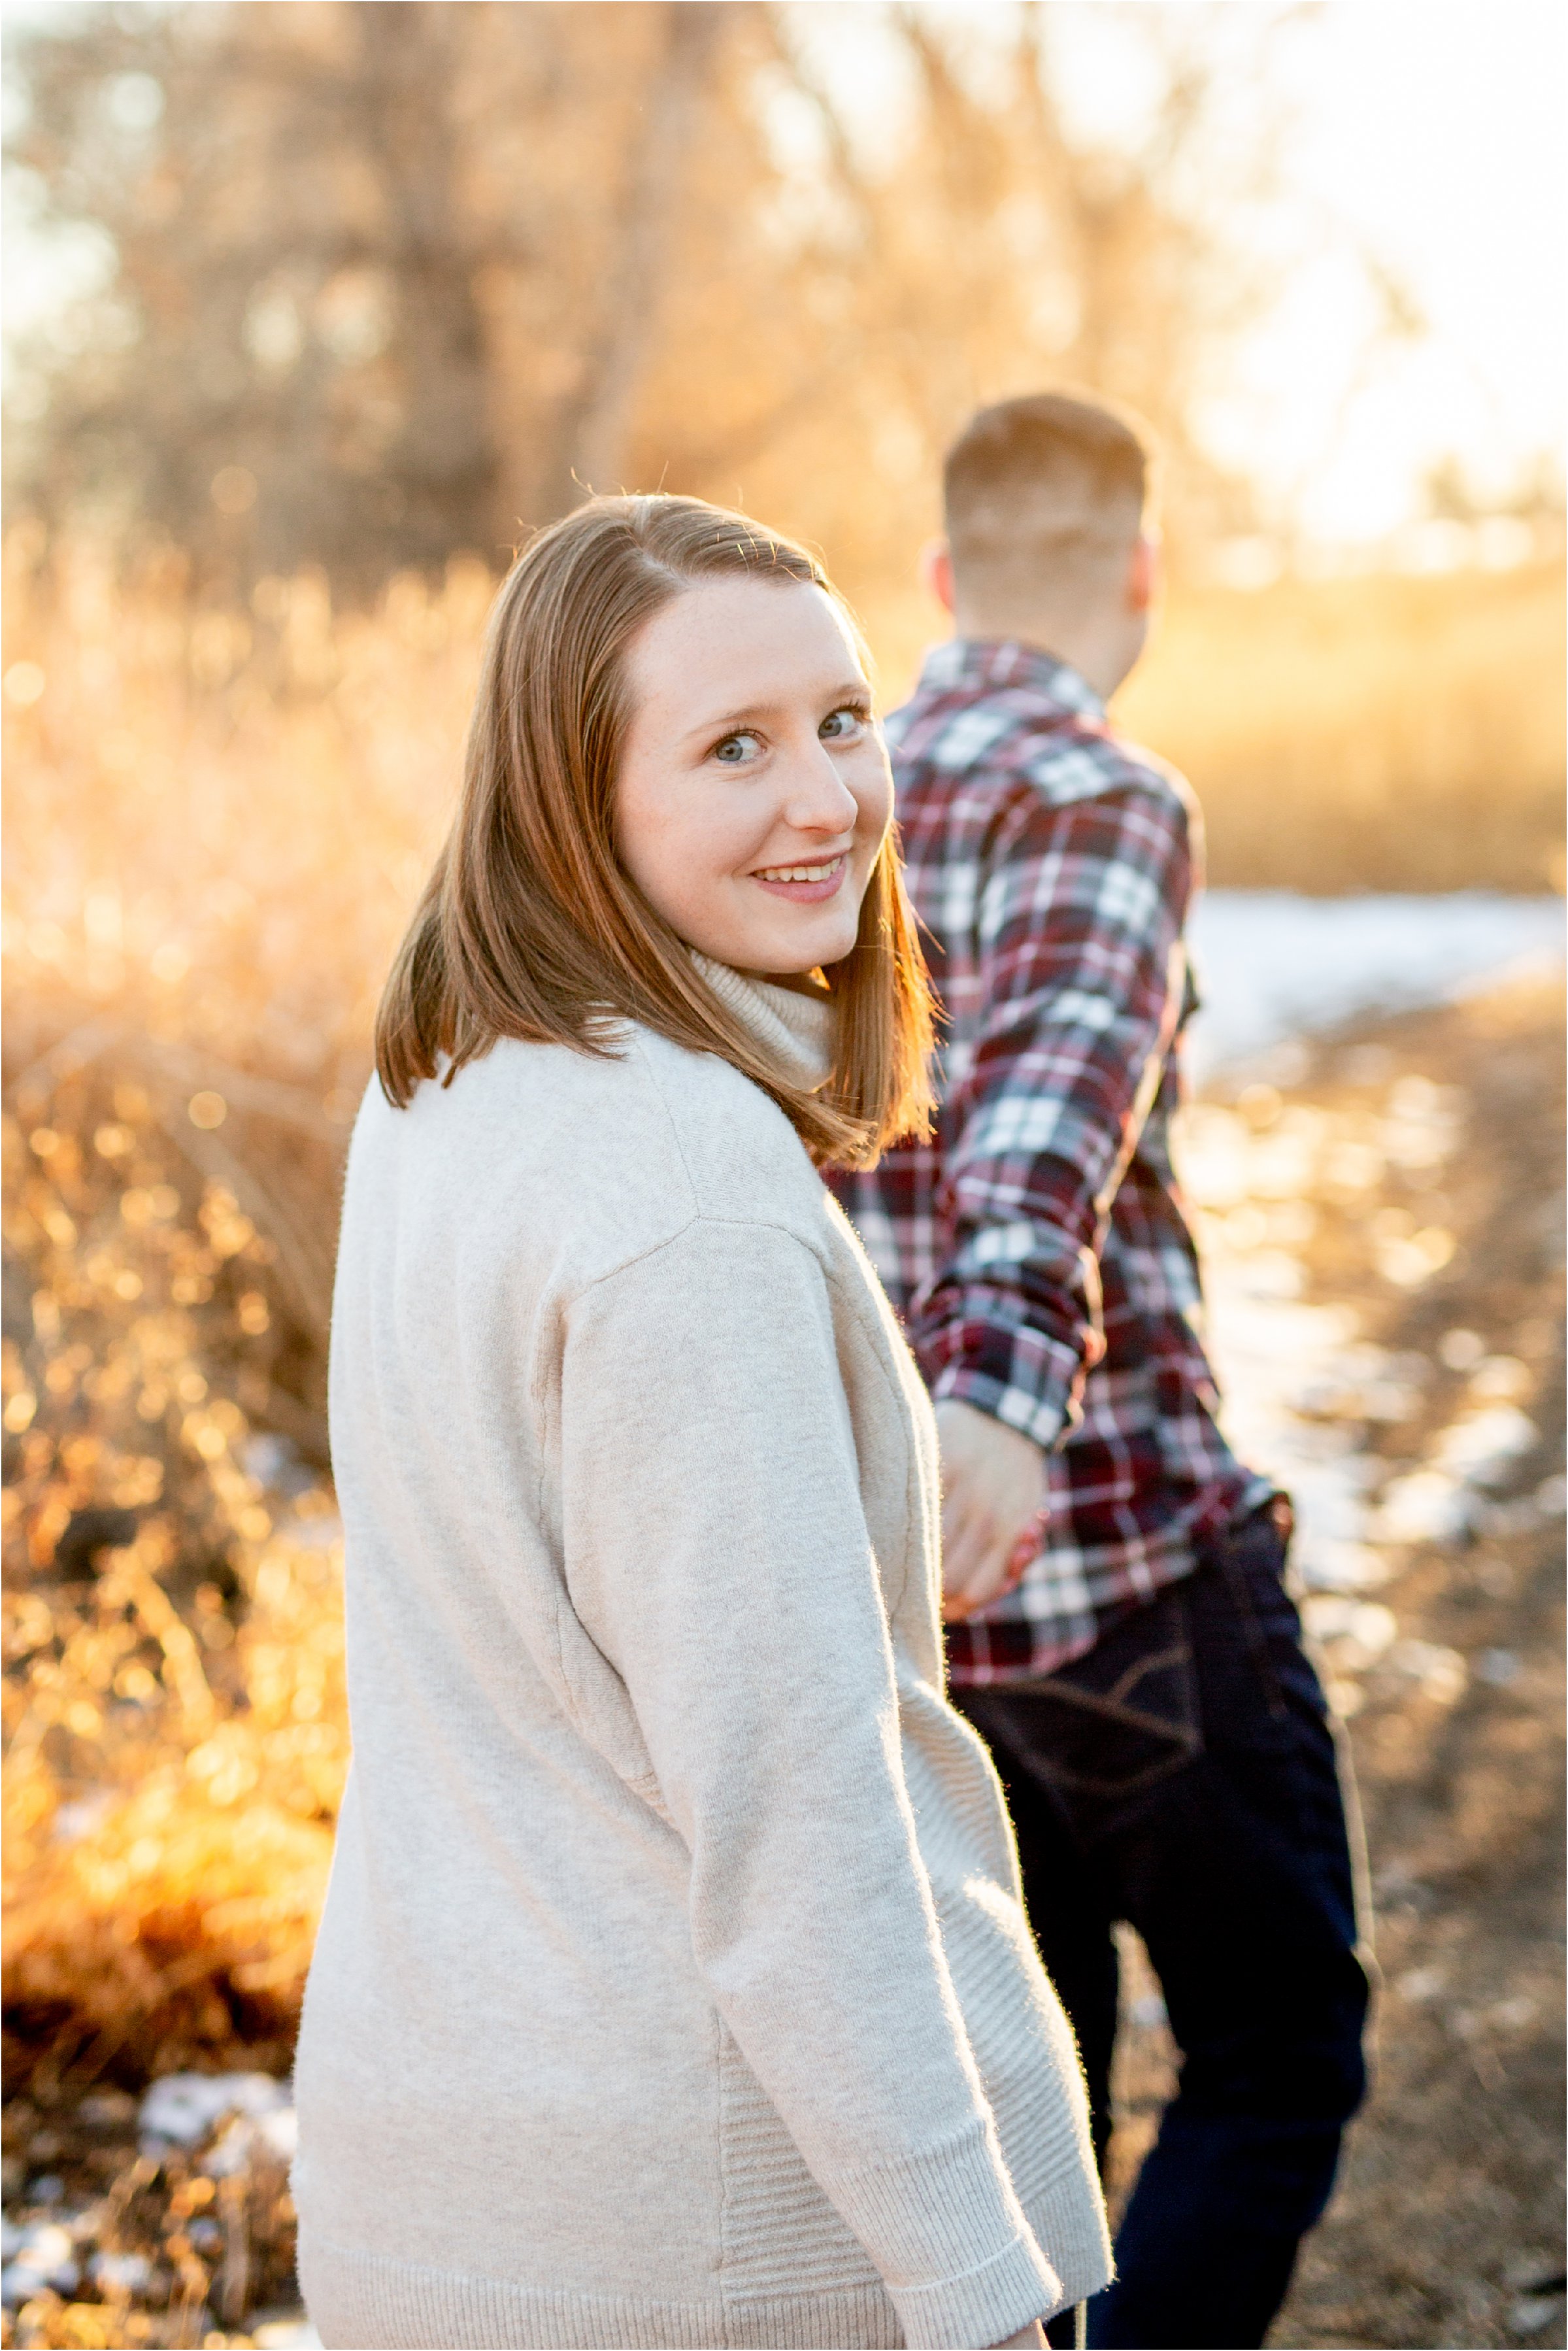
[829,639,1265,1684]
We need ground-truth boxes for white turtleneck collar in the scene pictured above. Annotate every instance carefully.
[691,955,835,1094]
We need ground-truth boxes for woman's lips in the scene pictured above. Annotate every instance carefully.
[750,854,848,904]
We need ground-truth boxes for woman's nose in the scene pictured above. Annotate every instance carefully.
[780,741,859,835]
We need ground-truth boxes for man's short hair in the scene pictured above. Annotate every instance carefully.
[943,392,1156,583]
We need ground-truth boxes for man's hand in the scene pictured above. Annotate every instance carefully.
[933,1398,1044,1623]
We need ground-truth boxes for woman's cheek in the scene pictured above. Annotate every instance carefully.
[856,758,895,853]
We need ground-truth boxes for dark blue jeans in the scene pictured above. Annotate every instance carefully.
[954,1506,1371,2350]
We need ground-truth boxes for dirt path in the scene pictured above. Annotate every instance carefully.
[1108,976,1565,2350]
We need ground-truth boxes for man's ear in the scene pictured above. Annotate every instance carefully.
[1127,530,1160,614]
[919,536,956,618]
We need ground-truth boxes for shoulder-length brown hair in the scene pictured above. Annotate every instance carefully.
[376,494,933,1169]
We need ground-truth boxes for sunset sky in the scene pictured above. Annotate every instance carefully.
[1184,1,1563,538]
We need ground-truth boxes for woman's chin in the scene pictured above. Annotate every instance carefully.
[694,909,856,978]
[756,930,856,979]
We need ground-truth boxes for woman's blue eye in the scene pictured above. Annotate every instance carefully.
[821,706,866,741]
[714,732,761,764]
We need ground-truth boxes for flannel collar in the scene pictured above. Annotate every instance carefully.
[914,637,1106,722]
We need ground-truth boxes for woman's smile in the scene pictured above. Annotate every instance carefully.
[750,852,848,903]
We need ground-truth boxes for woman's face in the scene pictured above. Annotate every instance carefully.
[616,576,893,977]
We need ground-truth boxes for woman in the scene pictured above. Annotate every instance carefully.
[292,495,1110,2351]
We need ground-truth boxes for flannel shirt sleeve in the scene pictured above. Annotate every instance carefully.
[909,779,1192,1453]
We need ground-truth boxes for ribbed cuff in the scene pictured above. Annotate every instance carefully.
[829,2120,1063,2351]
[892,2229,1062,2350]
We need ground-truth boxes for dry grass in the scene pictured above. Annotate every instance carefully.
[1,527,483,1126]
[2,1076,346,2106]
[1118,560,1566,894]
[1,1072,346,2344]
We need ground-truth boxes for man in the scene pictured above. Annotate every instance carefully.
[830,394,1371,2350]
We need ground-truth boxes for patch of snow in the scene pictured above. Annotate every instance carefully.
[1438,1327,1487,1370]
[1186,891,1563,1081]
[241,1431,316,1497]
[207,2105,297,2174]
[1302,1597,1398,1670]
[1,2222,79,2307]
[1376,1468,1470,1544]
[139,2071,290,2152]
[1433,1404,1538,1486]
[92,2250,152,2293]
[1509,2290,1565,2337]
[1386,1639,1468,1704]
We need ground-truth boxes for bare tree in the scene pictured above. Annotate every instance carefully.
[5,0,1293,594]
[565,3,735,498]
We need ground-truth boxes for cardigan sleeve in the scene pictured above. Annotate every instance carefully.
[558,1215,1064,2351]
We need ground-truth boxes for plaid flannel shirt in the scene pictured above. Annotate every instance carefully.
[828,638,1264,1685]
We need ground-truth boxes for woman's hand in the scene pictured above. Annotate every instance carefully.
[933,1398,1044,1621]
[992,2324,1046,2348]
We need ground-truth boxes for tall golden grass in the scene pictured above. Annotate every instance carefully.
[1,526,489,1111]
[1119,560,1565,894]
[3,1073,346,2101]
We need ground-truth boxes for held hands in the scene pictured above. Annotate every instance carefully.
[933,1399,1046,1624]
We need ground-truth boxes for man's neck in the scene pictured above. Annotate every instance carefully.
[949,612,1139,704]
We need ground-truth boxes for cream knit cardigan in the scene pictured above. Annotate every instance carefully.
[293,964,1110,2351]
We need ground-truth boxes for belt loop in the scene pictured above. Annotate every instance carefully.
[1075,2300,1088,2349]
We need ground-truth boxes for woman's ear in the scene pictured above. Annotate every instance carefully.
[918,537,956,619]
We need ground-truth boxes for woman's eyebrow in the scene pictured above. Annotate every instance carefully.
[679,679,871,743]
